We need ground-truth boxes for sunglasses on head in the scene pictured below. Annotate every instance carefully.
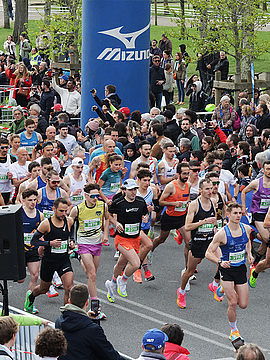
[191,168,200,173]
[50,180,60,184]
[0,146,9,150]
[212,181,220,185]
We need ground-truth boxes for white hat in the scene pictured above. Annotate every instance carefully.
[72,157,84,166]
[123,179,139,190]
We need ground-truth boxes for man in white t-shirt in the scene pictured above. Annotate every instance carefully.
[55,122,78,176]
[35,142,61,173]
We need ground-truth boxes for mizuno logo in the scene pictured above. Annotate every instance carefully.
[98,23,150,49]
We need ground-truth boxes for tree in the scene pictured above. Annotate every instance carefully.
[171,0,270,78]
[13,0,28,43]
[2,0,10,29]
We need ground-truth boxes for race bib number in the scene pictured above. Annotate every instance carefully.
[229,250,245,264]
[260,199,270,209]
[110,182,120,192]
[25,146,34,155]
[125,223,140,236]
[175,201,187,212]
[24,233,33,246]
[198,223,214,233]
[0,173,8,182]
[72,195,84,202]
[51,240,68,254]
[43,210,54,219]
[217,219,222,229]
[84,218,101,230]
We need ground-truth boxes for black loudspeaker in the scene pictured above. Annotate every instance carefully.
[0,204,26,281]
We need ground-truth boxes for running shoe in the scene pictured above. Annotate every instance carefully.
[189,274,196,281]
[230,330,243,342]
[109,228,116,237]
[174,101,180,105]
[208,282,223,301]
[176,288,186,308]
[102,241,110,246]
[174,230,183,245]
[69,250,78,259]
[216,285,224,298]
[24,305,39,314]
[114,251,120,259]
[144,270,155,281]
[185,280,190,291]
[133,269,142,283]
[53,272,63,288]
[24,290,34,313]
[117,276,127,297]
[147,229,154,240]
[194,268,198,273]
[248,268,257,288]
[147,251,153,265]
[171,229,177,238]
[105,280,116,303]
[46,285,59,298]
[96,310,107,320]
[249,264,256,278]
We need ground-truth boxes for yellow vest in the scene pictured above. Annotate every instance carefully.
[77,200,104,244]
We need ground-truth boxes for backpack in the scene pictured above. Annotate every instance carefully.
[229,106,241,131]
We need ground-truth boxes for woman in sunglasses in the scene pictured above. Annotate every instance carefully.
[188,160,201,201]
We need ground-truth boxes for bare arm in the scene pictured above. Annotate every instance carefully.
[263,206,270,229]
[69,206,78,222]
[129,160,138,179]
[90,156,101,175]
[241,179,258,215]
[0,191,4,206]
[232,182,239,199]
[59,179,71,197]
[15,182,27,204]
[185,200,216,231]
[102,204,109,242]
[205,229,226,264]
[60,189,73,214]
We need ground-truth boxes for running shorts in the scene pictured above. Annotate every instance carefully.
[115,234,141,254]
[189,239,212,259]
[219,264,247,285]
[161,212,186,232]
[40,256,73,282]
[25,249,40,263]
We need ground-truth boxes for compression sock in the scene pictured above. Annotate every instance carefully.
[29,292,35,303]
[254,252,264,265]
[179,288,185,295]
[112,276,117,284]
[213,280,219,287]
[252,270,259,278]
[230,321,238,332]
[122,272,128,282]
[142,264,149,273]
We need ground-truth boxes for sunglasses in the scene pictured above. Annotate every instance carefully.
[89,194,99,199]
[153,60,160,63]
[212,181,220,185]
[50,180,60,184]
[0,146,9,150]
[191,168,200,173]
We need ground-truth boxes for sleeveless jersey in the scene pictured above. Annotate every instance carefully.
[216,192,224,230]
[159,158,178,190]
[77,200,104,245]
[166,180,189,217]
[191,198,215,241]
[23,208,42,251]
[44,217,71,261]
[69,173,86,206]
[0,154,12,192]
[138,156,156,180]
[250,177,270,214]
[20,131,39,155]
[137,187,153,230]
[37,187,61,218]
[220,223,248,266]
[37,175,46,189]
[190,181,200,201]
[95,154,107,183]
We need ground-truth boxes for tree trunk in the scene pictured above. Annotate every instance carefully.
[180,0,185,35]
[2,0,10,29]
[13,0,28,43]
[44,0,51,25]
[199,10,207,39]
[164,0,169,15]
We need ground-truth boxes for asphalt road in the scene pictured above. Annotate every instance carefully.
[2,228,270,360]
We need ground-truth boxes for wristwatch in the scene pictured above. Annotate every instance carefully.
[218,259,222,265]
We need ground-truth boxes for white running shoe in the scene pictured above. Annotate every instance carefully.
[185,279,190,291]
[46,285,59,298]
[105,280,116,303]
[117,276,127,297]
[53,272,63,288]
[114,251,120,259]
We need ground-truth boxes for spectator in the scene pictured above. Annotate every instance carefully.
[36,29,52,65]
[163,63,175,106]
[161,324,190,360]
[177,117,200,151]
[177,138,191,162]
[58,74,69,89]
[39,78,54,121]
[30,47,42,66]
[28,103,48,139]
[113,110,125,123]
[196,53,208,91]
[188,81,207,112]
[39,61,48,79]
[149,55,165,109]
[201,135,215,156]
[231,141,250,177]
[19,34,31,60]
[239,104,256,140]
[92,84,121,110]
[211,51,229,80]
[238,164,250,192]
[244,124,258,148]
[35,328,67,359]
[236,91,248,118]
[162,109,181,143]
[52,76,81,118]
[211,95,235,129]
[78,119,101,151]
[0,316,19,359]
[119,107,130,123]
[159,34,172,53]
[150,123,166,160]
[9,106,26,134]
[161,50,174,70]
[251,152,268,180]
[150,39,162,66]
[236,343,265,360]
[138,328,168,360]
[55,284,124,360]
[30,65,42,86]
[150,107,160,119]
[3,35,17,60]
[255,103,270,135]
[174,52,186,105]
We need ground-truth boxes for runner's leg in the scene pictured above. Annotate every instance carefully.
[27,261,40,291]
[80,253,100,298]
[61,271,74,305]
[152,230,170,251]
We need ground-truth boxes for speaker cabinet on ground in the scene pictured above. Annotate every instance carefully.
[0,204,26,281]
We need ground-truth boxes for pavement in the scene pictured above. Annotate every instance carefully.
[2,227,270,360]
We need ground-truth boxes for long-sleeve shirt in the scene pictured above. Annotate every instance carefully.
[52,77,81,115]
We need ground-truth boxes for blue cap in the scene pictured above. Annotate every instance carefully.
[60,75,69,81]
[142,329,168,350]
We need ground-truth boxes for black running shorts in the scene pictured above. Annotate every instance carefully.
[40,256,73,283]
[219,264,247,285]
[25,249,40,263]
[189,239,212,259]
[252,212,266,224]
[161,212,186,232]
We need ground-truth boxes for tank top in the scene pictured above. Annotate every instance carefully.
[95,154,107,183]
[191,198,215,242]
[37,175,46,189]
[0,154,12,192]
[216,192,224,230]
[44,217,71,260]
[159,158,178,190]
[190,180,200,201]
[250,177,270,214]
[37,186,61,218]
[137,156,156,180]
[20,131,39,155]
[69,173,86,206]
[77,200,104,244]
[166,180,189,217]
[220,223,248,266]
[137,187,153,230]
[23,208,42,251]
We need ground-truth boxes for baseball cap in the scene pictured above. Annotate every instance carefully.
[122,179,139,190]
[58,122,68,129]
[72,157,84,166]
[53,104,63,111]
[142,329,168,350]
[87,119,99,132]
[160,110,173,119]
[60,75,69,81]
[154,114,166,124]
[119,107,130,115]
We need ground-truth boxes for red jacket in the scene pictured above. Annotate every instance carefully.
[214,126,227,143]
[5,68,32,99]
[164,342,190,360]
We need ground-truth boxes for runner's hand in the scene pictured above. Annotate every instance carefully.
[142,214,149,223]
[69,240,75,250]
[175,201,183,207]
[206,217,216,224]
[73,188,82,195]
[247,254,254,265]
[116,222,124,233]
[7,171,13,179]
[50,239,62,247]
[220,260,231,268]
[242,206,247,216]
